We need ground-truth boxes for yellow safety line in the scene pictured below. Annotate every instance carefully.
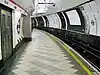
[48,33,93,75]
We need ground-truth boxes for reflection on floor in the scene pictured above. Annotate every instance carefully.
[4,29,88,75]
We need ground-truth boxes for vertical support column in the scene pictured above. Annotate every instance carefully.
[22,15,32,41]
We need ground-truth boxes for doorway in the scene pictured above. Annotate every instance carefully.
[0,5,13,66]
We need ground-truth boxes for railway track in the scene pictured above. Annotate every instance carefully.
[61,35,100,71]
[41,28,100,71]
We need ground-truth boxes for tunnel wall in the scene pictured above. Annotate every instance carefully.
[12,10,24,48]
[46,14,61,29]
[79,0,100,36]
[35,0,100,37]
[32,0,100,64]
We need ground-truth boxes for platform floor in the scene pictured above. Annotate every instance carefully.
[2,29,91,75]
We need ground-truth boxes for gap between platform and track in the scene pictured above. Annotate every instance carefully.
[42,30,100,75]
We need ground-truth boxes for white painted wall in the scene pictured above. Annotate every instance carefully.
[12,10,23,48]
[66,10,81,25]
[20,16,24,38]
[33,0,90,15]
[12,11,31,48]
[46,14,61,29]
[34,18,38,26]
[12,10,16,48]
[80,3,97,35]
[42,17,46,27]
[80,1,100,36]
[79,6,90,34]
[91,0,100,36]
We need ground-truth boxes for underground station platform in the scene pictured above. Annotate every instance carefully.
[0,29,98,75]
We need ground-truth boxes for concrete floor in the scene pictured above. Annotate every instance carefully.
[3,29,89,75]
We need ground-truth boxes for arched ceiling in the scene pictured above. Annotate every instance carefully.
[44,0,90,14]
[9,0,91,16]
[9,0,35,15]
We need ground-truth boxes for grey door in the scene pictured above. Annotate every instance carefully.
[1,8,13,62]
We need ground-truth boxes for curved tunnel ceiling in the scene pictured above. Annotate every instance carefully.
[9,0,35,15]
[9,0,91,16]
[33,0,91,16]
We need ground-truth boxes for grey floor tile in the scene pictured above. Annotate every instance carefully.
[1,29,88,75]
[32,54,60,63]
[31,60,64,72]
[27,71,46,75]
